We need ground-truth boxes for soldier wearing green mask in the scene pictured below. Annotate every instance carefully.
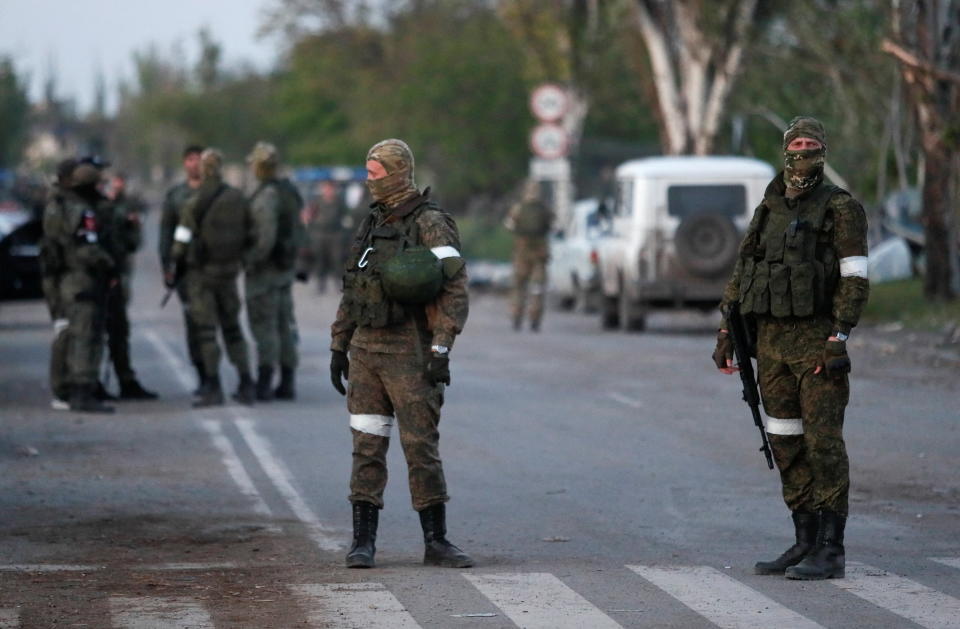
[329,138,473,570]
[168,148,257,407]
[713,116,869,580]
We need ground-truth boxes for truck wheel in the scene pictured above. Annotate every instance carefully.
[619,291,646,332]
[675,213,740,278]
[601,295,620,329]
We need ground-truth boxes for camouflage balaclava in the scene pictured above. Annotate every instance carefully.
[366,139,417,208]
[782,116,827,192]
[247,141,278,180]
[200,148,224,180]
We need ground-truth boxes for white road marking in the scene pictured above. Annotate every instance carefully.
[0,564,101,572]
[464,572,622,629]
[931,557,960,571]
[832,562,960,629]
[143,330,195,391]
[607,392,644,409]
[234,416,343,551]
[0,609,19,628]
[109,596,214,629]
[200,419,273,517]
[291,583,422,628]
[627,565,824,629]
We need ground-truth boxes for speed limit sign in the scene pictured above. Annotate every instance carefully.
[530,123,569,159]
[530,84,569,122]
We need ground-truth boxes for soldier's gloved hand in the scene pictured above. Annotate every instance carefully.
[712,329,734,370]
[822,339,851,375]
[163,267,177,289]
[426,354,450,386]
[330,350,349,396]
[295,270,309,283]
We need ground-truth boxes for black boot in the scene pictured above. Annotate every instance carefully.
[192,363,206,396]
[232,372,256,406]
[69,385,115,414]
[419,504,474,568]
[193,375,224,408]
[274,367,295,400]
[94,381,118,401]
[785,510,846,580]
[256,365,274,402]
[119,379,159,400]
[346,501,378,568]
[755,511,818,575]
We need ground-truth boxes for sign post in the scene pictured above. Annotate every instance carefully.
[528,83,573,229]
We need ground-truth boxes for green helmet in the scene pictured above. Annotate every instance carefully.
[381,246,443,304]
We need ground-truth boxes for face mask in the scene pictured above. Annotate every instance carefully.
[784,148,825,191]
[366,168,417,207]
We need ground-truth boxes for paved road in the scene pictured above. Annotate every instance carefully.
[1,231,958,628]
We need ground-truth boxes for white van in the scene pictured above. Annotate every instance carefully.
[598,156,775,330]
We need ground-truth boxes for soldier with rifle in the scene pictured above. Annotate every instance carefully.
[713,117,869,581]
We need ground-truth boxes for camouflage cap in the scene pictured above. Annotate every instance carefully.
[200,148,223,178]
[783,116,827,150]
[247,141,278,166]
[56,157,79,184]
[70,162,102,188]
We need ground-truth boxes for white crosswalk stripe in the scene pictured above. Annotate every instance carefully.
[109,596,214,629]
[626,565,824,629]
[290,583,422,629]
[464,572,622,629]
[831,562,960,629]
[930,557,960,571]
[0,609,19,629]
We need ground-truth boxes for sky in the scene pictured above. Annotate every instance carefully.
[0,0,279,113]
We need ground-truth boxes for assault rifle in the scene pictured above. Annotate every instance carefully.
[726,302,774,470]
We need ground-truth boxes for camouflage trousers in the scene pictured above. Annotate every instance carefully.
[245,278,299,369]
[50,315,70,400]
[176,281,204,372]
[185,271,251,378]
[60,274,106,389]
[305,231,343,292]
[347,347,448,511]
[511,249,548,326]
[757,317,850,515]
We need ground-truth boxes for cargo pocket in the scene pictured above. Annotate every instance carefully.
[747,261,770,314]
[791,262,815,317]
[738,258,756,310]
[769,263,792,317]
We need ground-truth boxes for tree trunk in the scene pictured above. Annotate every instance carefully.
[921,148,956,300]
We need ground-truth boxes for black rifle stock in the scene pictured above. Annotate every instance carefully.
[727,303,775,469]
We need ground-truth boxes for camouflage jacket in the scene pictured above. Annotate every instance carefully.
[331,190,469,355]
[171,177,254,278]
[109,191,144,276]
[720,174,869,335]
[41,189,115,294]
[159,180,200,269]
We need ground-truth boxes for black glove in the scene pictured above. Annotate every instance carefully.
[295,270,309,283]
[822,339,851,375]
[330,350,349,395]
[712,330,734,369]
[426,353,450,386]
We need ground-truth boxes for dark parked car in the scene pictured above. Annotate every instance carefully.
[0,199,44,300]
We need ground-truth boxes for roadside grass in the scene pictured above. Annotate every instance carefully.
[458,217,513,261]
[863,278,960,330]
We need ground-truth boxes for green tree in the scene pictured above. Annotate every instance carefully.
[0,57,30,167]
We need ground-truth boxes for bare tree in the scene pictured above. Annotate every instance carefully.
[628,0,759,155]
[884,0,960,300]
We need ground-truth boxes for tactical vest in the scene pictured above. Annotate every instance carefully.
[737,182,842,318]
[252,178,304,269]
[341,201,432,329]
[195,185,248,266]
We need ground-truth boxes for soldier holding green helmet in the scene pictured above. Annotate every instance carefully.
[329,138,473,570]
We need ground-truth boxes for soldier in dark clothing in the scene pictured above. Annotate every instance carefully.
[714,117,869,580]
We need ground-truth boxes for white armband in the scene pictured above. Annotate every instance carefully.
[839,256,868,278]
[431,246,461,260]
[174,225,193,244]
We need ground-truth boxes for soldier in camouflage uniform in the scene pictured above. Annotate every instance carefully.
[42,160,118,413]
[159,145,205,392]
[303,180,347,293]
[168,148,257,407]
[714,117,869,580]
[505,180,553,331]
[244,142,307,401]
[40,158,79,409]
[104,172,157,399]
[329,139,474,570]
